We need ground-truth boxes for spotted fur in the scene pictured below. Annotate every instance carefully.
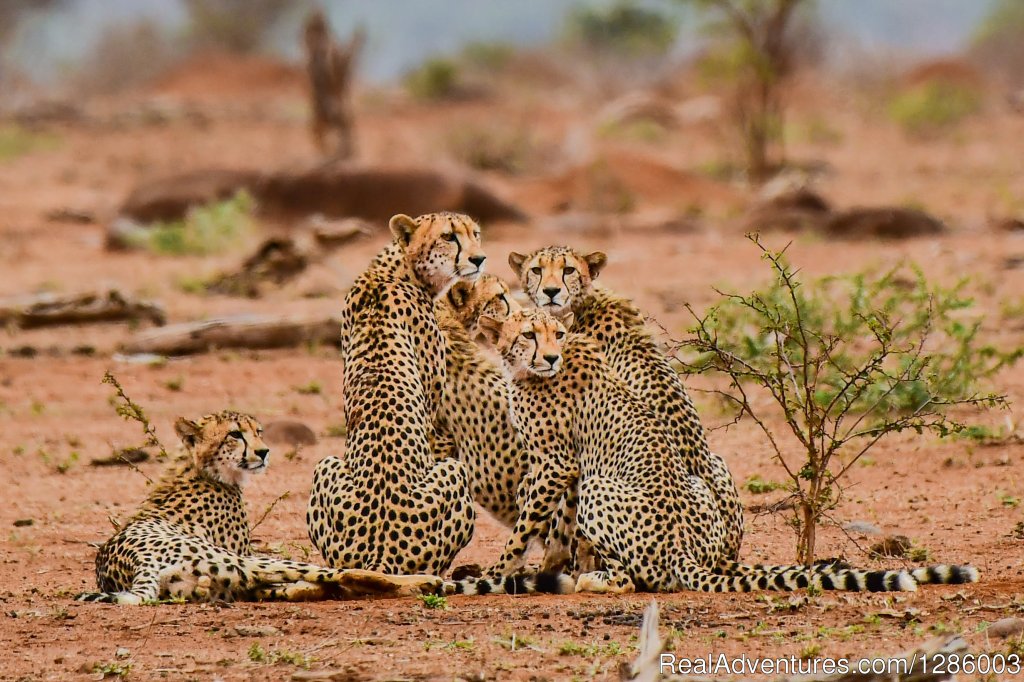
[77,412,443,604]
[307,212,483,575]
[510,246,745,563]
[479,310,979,593]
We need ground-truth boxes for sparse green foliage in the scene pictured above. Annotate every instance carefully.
[324,423,347,438]
[184,0,302,53]
[164,376,184,392]
[564,1,677,58]
[971,0,1024,87]
[103,371,167,476]
[460,41,516,71]
[418,593,448,610]
[743,474,786,494]
[0,126,60,162]
[124,190,255,256]
[888,82,982,137]
[404,58,460,101]
[92,661,133,678]
[295,380,322,395]
[681,235,1014,563]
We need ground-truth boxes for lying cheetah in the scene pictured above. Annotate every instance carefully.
[509,246,745,563]
[479,309,979,593]
[77,412,442,604]
[307,212,482,576]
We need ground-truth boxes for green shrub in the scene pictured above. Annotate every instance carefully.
[682,235,1017,562]
[460,41,516,71]
[0,126,60,162]
[404,58,460,101]
[446,124,540,174]
[126,190,255,256]
[565,1,677,57]
[888,82,982,137]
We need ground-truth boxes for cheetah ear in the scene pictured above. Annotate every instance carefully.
[560,312,575,332]
[583,252,607,279]
[508,252,528,277]
[447,280,473,309]
[174,417,201,449]
[389,214,417,247]
[478,315,503,345]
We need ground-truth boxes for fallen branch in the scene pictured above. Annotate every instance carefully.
[623,600,970,682]
[120,314,342,356]
[0,290,165,329]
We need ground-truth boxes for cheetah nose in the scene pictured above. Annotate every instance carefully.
[469,255,486,267]
[543,287,560,299]
[543,354,560,366]
[254,448,269,462]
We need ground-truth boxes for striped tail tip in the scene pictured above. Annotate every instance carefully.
[911,565,980,585]
[446,572,574,596]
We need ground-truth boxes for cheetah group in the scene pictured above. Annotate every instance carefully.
[81,210,978,605]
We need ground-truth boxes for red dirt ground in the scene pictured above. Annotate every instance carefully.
[2,55,1024,681]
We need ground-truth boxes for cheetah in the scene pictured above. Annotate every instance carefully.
[479,309,979,593]
[435,275,526,528]
[509,246,745,563]
[436,276,584,576]
[77,411,443,604]
[307,212,483,576]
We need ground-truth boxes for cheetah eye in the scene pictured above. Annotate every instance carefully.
[229,430,244,439]
[555,331,565,339]
[443,232,458,242]
[521,331,535,340]
[564,266,576,275]
[530,266,542,275]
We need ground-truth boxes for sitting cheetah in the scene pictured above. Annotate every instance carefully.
[307,212,481,576]
[509,246,744,563]
[77,411,443,604]
[437,276,584,574]
[479,309,979,593]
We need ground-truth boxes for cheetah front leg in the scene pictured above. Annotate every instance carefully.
[489,455,577,577]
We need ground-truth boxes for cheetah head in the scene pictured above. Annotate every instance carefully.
[390,212,486,298]
[479,308,572,380]
[174,411,269,487]
[445,273,521,336]
[507,246,606,317]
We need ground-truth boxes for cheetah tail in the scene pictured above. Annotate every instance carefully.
[445,572,575,596]
[75,591,146,605]
[910,565,980,585]
[683,561,920,592]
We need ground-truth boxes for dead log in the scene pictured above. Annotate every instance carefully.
[120,314,341,356]
[0,290,165,329]
[623,600,970,682]
[824,207,946,239]
[205,237,310,298]
[113,164,528,237]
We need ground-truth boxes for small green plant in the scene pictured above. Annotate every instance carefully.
[125,190,255,256]
[295,380,322,395]
[103,371,168,477]
[998,492,1020,508]
[681,235,1015,563]
[324,423,347,438]
[0,126,60,162]
[743,475,786,495]
[418,593,448,610]
[404,58,460,100]
[92,661,133,678]
[248,642,267,663]
[888,82,982,137]
[800,643,822,659]
[164,376,184,392]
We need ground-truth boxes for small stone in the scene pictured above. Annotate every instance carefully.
[115,647,130,659]
[843,521,882,536]
[986,617,1024,639]
[233,624,281,637]
[263,420,317,447]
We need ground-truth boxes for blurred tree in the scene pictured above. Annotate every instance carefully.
[565,1,678,58]
[683,0,814,184]
[184,0,306,53]
[304,9,365,159]
[970,0,1024,88]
